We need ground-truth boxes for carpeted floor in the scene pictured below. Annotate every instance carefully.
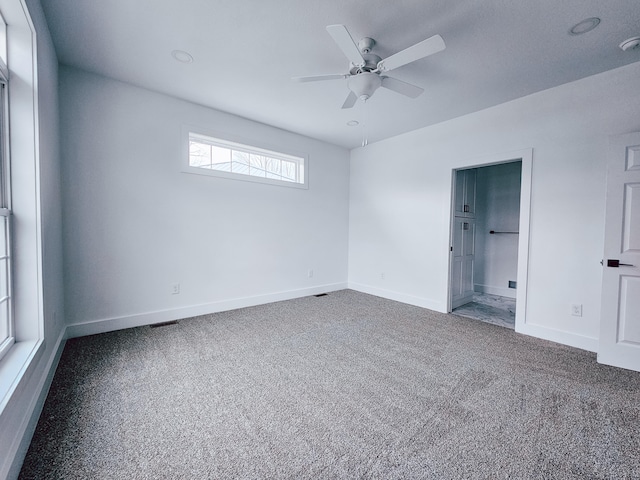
[19,290,640,479]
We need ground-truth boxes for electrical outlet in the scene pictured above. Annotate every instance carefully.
[308,269,313,278]
[171,283,180,295]
[571,304,582,317]
[381,272,385,280]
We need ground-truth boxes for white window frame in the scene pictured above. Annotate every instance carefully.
[182,127,308,189]
[0,0,44,421]
[0,54,12,363]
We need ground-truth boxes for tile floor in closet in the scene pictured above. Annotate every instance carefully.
[453,293,516,329]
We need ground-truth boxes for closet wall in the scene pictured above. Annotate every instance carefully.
[474,162,522,298]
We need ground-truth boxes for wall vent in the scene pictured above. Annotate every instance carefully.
[150,320,179,328]
[314,293,328,297]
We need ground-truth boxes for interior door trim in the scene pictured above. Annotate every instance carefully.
[447,148,532,335]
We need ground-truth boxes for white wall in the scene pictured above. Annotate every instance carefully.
[1,0,65,478]
[59,67,350,335]
[474,162,522,298]
[348,61,640,352]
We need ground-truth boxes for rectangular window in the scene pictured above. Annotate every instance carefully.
[0,49,11,362]
[184,131,307,188]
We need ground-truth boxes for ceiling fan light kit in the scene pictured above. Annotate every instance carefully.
[293,24,445,109]
[348,72,382,101]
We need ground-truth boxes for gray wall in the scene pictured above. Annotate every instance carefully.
[59,66,350,335]
[349,61,640,352]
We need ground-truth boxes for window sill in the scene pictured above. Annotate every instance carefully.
[0,339,44,416]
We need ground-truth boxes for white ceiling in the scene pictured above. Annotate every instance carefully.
[41,0,640,149]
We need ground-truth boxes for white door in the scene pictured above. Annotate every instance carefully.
[599,132,640,372]
[463,169,476,217]
[451,217,475,309]
[454,171,466,217]
[453,169,477,218]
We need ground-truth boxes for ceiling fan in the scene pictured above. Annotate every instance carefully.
[293,24,446,109]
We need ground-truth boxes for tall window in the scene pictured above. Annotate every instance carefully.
[184,131,307,188]
[0,13,11,362]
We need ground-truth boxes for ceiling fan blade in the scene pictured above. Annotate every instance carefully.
[377,34,445,72]
[326,24,366,67]
[292,74,348,83]
[381,76,424,98]
[341,91,358,109]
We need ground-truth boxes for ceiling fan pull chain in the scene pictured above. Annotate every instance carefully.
[362,98,368,147]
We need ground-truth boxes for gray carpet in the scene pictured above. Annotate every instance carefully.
[19,290,640,479]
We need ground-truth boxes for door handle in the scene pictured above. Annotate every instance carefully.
[606,259,635,267]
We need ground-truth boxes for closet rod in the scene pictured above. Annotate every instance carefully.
[489,230,519,234]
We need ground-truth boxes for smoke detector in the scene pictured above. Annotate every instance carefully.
[619,37,640,52]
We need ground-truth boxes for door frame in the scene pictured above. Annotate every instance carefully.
[447,148,533,333]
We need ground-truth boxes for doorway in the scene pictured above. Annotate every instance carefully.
[448,150,532,332]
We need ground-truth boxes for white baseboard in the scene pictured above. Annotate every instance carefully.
[4,328,66,480]
[516,322,598,352]
[66,283,348,338]
[347,282,446,313]
[474,284,516,298]
[452,294,474,309]
[348,282,597,353]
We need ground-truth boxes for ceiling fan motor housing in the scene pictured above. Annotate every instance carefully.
[358,37,376,54]
[350,52,382,74]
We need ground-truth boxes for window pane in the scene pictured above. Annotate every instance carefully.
[0,84,5,206]
[264,158,281,180]
[0,258,6,298]
[266,158,280,175]
[186,132,306,186]
[0,299,7,342]
[232,150,249,165]
[281,160,296,181]
[0,216,6,257]
[210,145,231,166]
[0,13,5,66]
[189,141,212,168]
[232,151,249,175]
[249,154,267,178]
[210,162,231,172]
[0,52,7,348]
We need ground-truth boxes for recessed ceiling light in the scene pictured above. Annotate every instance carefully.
[171,50,194,64]
[619,36,640,52]
[346,120,359,127]
[569,17,601,36]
